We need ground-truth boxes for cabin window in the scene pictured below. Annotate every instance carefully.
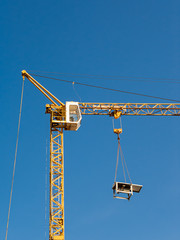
[69,105,80,122]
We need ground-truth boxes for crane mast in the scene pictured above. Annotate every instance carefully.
[22,71,66,240]
[22,70,180,240]
[50,124,64,240]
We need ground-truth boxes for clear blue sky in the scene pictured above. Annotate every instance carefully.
[1,1,180,240]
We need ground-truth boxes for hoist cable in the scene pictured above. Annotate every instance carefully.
[29,73,180,102]
[120,117,122,129]
[119,140,126,182]
[114,136,132,184]
[120,144,132,184]
[112,118,115,130]
[5,78,25,240]
[114,140,120,182]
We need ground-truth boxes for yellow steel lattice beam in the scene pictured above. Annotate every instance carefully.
[79,103,180,116]
[22,70,64,106]
[50,121,64,240]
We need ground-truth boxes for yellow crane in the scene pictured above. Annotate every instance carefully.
[22,70,180,240]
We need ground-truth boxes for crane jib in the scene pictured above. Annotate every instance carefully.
[79,103,180,116]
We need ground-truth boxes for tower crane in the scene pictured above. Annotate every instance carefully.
[21,70,180,240]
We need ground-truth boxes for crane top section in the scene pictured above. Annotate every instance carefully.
[22,70,82,131]
[22,70,180,131]
[22,70,64,106]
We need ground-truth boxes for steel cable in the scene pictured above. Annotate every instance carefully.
[114,140,120,182]
[28,70,180,84]
[29,73,180,102]
[114,136,132,184]
[120,144,132,184]
[119,140,126,182]
[5,78,25,240]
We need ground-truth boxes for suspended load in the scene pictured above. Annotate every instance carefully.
[112,182,143,200]
[112,117,143,200]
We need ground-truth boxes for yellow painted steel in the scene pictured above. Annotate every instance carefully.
[79,103,180,116]
[114,111,122,119]
[50,117,64,240]
[22,70,64,106]
[114,129,122,134]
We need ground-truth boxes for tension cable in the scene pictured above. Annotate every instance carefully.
[5,78,25,240]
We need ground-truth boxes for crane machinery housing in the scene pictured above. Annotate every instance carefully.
[21,70,180,240]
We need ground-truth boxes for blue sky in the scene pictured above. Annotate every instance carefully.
[1,1,180,240]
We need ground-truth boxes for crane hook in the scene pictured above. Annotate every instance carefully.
[114,128,122,140]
